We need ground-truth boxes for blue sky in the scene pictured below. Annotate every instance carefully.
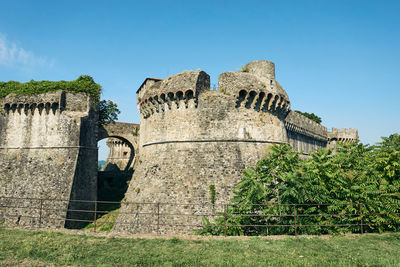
[1,0,399,160]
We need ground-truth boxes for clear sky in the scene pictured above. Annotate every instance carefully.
[1,0,399,160]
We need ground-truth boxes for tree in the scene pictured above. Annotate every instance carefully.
[99,100,120,126]
[198,136,400,236]
[295,110,322,124]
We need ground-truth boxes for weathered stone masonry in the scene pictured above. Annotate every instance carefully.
[0,91,98,228]
[114,60,359,234]
[0,60,359,233]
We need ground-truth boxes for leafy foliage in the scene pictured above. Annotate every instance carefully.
[0,75,101,101]
[98,100,120,125]
[295,110,322,124]
[199,134,400,235]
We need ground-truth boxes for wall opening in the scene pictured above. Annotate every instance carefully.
[97,136,135,222]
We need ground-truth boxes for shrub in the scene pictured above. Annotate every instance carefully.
[199,136,400,235]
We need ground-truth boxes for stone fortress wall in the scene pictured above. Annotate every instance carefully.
[0,59,359,233]
[0,91,98,228]
[327,128,359,148]
[114,60,359,234]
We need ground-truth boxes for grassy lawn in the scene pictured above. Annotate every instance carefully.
[0,227,400,266]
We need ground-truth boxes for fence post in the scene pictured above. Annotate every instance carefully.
[38,199,43,228]
[223,204,227,237]
[93,200,97,232]
[294,204,297,236]
[360,203,363,234]
[157,203,160,235]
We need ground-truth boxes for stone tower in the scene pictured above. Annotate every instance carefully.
[115,60,294,233]
[0,91,98,228]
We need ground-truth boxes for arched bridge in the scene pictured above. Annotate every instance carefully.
[98,122,140,170]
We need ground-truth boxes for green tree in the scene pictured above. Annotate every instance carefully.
[99,100,120,126]
[295,110,322,124]
[198,136,400,236]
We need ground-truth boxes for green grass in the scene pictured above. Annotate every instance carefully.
[1,227,400,266]
[83,208,119,232]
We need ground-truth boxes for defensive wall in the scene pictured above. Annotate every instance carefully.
[114,60,359,234]
[0,60,359,234]
[0,91,98,228]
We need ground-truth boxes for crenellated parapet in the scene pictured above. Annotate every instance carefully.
[1,91,64,116]
[137,70,209,119]
[136,60,291,121]
[232,88,290,119]
[219,61,290,119]
[285,111,328,142]
[1,90,93,117]
[328,128,359,143]
[0,89,97,229]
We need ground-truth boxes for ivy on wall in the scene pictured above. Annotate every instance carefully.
[0,75,101,101]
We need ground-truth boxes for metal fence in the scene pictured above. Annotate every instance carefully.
[0,196,399,236]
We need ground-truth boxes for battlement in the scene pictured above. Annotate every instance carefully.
[327,128,359,142]
[137,60,292,119]
[1,90,93,116]
[107,138,130,147]
[285,110,328,141]
[138,70,209,118]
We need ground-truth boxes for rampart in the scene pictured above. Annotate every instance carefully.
[0,90,98,228]
[327,128,359,148]
[0,60,359,235]
[285,110,328,153]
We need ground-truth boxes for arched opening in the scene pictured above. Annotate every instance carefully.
[97,136,135,221]
[245,91,257,109]
[235,90,248,108]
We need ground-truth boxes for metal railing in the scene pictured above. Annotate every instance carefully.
[0,196,399,236]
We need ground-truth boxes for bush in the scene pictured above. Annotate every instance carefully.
[199,135,400,235]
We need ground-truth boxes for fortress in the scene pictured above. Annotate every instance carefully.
[0,60,358,233]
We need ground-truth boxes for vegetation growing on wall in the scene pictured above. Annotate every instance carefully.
[199,134,400,235]
[209,185,216,205]
[238,65,249,72]
[0,75,101,100]
[295,110,322,124]
[0,75,121,126]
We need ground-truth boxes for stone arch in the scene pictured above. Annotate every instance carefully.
[98,122,140,170]
[101,135,135,171]
[245,91,257,109]
[97,122,140,209]
[185,90,194,98]
[236,90,248,108]
[4,103,10,114]
[254,92,265,111]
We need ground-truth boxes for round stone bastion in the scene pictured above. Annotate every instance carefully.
[114,60,292,234]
